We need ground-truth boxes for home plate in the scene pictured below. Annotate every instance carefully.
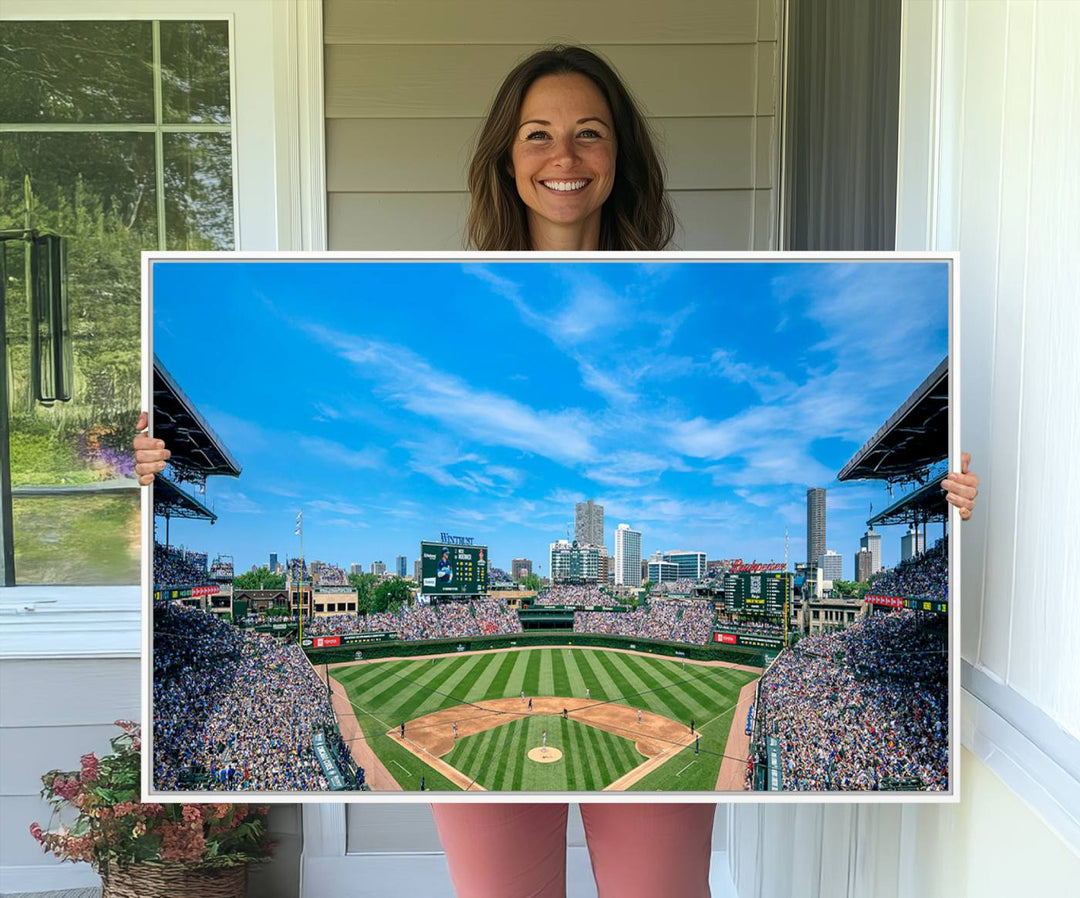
[528,747,563,763]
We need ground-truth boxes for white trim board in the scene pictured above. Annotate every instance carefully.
[961,674,1080,854]
[0,587,140,660]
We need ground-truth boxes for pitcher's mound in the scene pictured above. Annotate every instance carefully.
[528,747,563,763]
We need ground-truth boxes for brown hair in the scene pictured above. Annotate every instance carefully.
[467,46,675,251]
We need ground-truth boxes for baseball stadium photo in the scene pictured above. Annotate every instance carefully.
[148,256,954,797]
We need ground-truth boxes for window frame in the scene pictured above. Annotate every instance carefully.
[0,0,325,644]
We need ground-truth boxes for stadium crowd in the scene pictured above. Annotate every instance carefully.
[868,540,947,601]
[533,585,611,606]
[573,600,717,645]
[753,610,948,791]
[153,604,340,791]
[650,578,698,595]
[314,564,348,586]
[299,600,523,639]
[154,543,216,589]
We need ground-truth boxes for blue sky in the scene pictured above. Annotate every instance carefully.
[153,259,950,580]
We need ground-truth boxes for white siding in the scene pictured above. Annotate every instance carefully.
[896,0,1080,737]
[324,0,781,250]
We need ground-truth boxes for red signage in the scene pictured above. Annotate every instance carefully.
[192,585,219,596]
[313,636,341,648]
[715,633,738,644]
[727,559,786,573]
[865,594,905,608]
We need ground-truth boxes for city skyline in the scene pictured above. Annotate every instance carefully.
[152,259,950,581]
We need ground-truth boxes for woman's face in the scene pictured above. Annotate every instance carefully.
[509,73,616,249]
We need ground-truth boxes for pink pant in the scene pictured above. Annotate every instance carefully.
[431,803,716,898]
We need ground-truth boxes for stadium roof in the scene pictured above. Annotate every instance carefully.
[838,357,948,485]
[153,355,241,483]
[153,476,216,522]
[868,472,948,526]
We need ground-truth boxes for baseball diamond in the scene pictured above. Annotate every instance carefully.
[328,646,759,791]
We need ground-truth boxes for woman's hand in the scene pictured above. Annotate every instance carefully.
[942,451,979,521]
[133,411,170,486]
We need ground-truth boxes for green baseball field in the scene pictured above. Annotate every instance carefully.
[329,646,759,792]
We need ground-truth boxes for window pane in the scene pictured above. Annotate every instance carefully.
[0,21,154,124]
[2,132,152,586]
[160,20,232,124]
[163,133,235,249]
[12,493,141,585]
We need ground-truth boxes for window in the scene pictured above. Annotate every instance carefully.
[1,19,234,585]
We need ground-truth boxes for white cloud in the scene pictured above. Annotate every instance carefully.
[298,436,385,470]
[303,324,597,466]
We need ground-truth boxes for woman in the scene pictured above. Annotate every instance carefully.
[135,45,979,898]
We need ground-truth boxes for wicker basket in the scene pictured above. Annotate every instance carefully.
[100,862,247,898]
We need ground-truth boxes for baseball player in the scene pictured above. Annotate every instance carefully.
[637,709,642,724]
[452,721,458,740]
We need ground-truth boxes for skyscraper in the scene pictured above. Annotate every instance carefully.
[854,548,874,582]
[662,551,707,581]
[269,552,278,573]
[413,559,422,582]
[901,526,924,562]
[396,555,407,578]
[575,499,604,547]
[512,558,533,581]
[860,527,882,574]
[818,549,843,581]
[614,523,642,587]
[370,560,386,576]
[806,488,826,566]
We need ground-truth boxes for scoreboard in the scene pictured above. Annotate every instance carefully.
[722,571,790,616]
[420,541,489,596]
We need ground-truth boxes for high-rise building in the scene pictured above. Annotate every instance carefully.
[807,488,826,566]
[662,551,707,581]
[413,559,422,582]
[349,563,363,576]
[818,549,843,581]
[396,555,407,578]
[647,551,680,583]
[370,560,386,576]
[269,552,278,573]
[575,499,604,547]
[614,524,642,586]
[598,548,610,584]
[860,527,882,575]
[549,541,601,582]
[512,558,533,581]
[901,526,924,562]
[854,548,874,582]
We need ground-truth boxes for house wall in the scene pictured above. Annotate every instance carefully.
[323,0,782,250]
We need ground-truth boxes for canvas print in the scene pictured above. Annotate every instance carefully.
[148,255,954,797]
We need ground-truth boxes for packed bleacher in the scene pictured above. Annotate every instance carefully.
[533,585,612,606]
[753,610,947,791]
[153,603,341,791]
[208,558,234,579]
[315,564,348,586]
[154,542,217,590]
[298,599,523,639]
[651,578,698,595]
[715,618,785,637]
[572,599,717,645]
[868,540,947,601]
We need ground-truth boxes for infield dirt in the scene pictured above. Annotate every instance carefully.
[323,646,761,792]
